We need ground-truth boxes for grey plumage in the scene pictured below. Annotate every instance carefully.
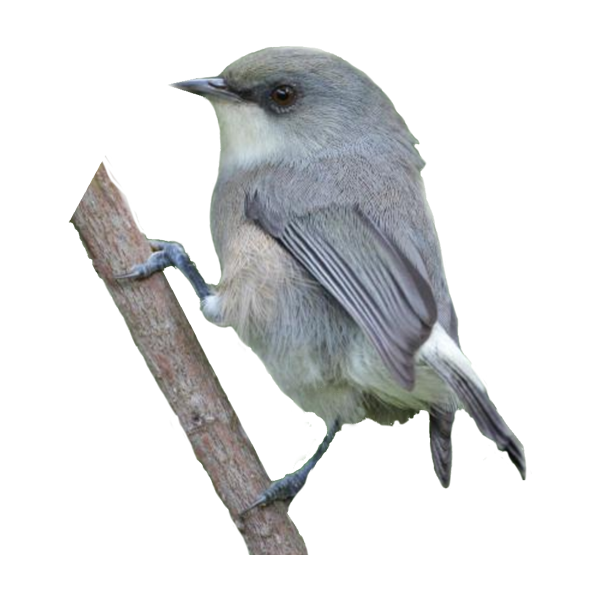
[126,47,525,509]
[422,344,526,479]
[245,197,438,389]
[429,409,455,488]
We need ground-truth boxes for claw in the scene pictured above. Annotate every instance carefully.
[114,265,148,280]
[238,494,270,517]
[239,474,308,517]
[148,240,167,251]
[114,266,142,279]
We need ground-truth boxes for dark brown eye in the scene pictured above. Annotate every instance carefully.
[270,85,297,107]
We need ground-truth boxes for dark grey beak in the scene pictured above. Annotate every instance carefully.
[170,77,240,102]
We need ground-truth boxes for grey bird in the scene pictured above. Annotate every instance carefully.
[119,47,525,512]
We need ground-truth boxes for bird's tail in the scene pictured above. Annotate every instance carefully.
[429,407,454,485]
[421,324,526,480]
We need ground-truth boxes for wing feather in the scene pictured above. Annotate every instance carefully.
[246,194,437,390]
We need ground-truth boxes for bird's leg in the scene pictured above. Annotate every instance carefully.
[115,240,211,303]
[241,420,341,515]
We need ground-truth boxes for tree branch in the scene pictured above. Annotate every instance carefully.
[71,162,308,555]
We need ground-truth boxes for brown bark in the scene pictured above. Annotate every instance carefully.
[71,163,308,555]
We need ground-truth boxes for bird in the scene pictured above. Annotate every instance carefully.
[118,47,525,513]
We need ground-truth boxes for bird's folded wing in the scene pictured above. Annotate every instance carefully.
[245,193,437,389]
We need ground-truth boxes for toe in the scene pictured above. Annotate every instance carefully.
[114,265,146,280]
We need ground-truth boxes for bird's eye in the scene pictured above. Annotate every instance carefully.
[270,85,297,108]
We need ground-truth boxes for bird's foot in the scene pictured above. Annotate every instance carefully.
[115,239,210,301]
[240,471,309,516]
[240,418,342,516]
[115,240,188,280]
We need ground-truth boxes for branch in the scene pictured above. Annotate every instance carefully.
[71,163,308,555]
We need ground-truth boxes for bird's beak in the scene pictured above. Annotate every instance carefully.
[170,77,240,102]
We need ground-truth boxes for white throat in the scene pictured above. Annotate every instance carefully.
[212,101,289,172]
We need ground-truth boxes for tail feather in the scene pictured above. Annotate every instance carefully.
[429,410,455,488]
[444,361,526,478]
[422,324,526,480]
[504,437,528,473]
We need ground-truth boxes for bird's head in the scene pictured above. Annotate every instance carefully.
[172,47,416,171]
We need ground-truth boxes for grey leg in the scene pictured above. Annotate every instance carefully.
[116,240,211,303]
[241,420,341,515]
